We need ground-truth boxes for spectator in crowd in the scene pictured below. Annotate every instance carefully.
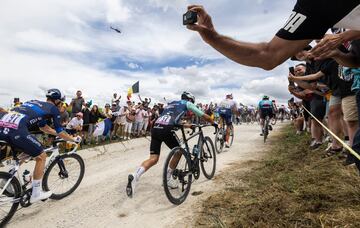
[289,47,328,150]
[142,108,151,136]
[12,97,21,108]
[134,104,146,137]
[158,103,164,115]
[70,90,86,118]
[125,108,136,140]
[66,112,83,135]
[138,95,151,108]
[89,105,104,144]
[60,103,70,127]
[81,102,91,144]
[111,93,121,105]
[103,103,113,119]
[113,105,128,140]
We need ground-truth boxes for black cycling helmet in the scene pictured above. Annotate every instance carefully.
[263,95,269,100]
[46,89,65,102]
[181,91,195,103]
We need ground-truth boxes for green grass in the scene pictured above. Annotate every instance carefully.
[195,125,360,227]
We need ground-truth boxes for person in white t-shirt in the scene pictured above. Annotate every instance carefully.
[134,105,146,137]
[66,112,84,135]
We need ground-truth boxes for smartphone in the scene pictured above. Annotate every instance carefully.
[289,67,295,75]
[183,11,197,25]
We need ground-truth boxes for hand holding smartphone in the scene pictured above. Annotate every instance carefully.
[288,67,295,86]
[183,11,197,25]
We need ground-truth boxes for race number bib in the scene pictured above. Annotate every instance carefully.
[0,112,26,130]
[155,114,171,125]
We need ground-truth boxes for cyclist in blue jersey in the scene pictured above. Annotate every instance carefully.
[126,92,217,198]
[218,94,238,148]
[0,89,81,203]
[258,95,274,136]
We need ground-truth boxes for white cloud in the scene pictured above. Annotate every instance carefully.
[0,0,298,108]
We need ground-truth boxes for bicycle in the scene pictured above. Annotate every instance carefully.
[214,119,234,153]
[0,138,85,226]
[263,116,270,143]
[162,124,217,205]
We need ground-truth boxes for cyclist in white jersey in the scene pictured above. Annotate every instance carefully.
[217,94,238,147]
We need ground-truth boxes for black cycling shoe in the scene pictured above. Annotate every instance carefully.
[268,125,273,131]
[126,174,135,198]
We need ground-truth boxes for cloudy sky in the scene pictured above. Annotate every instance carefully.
[0,0,297,107]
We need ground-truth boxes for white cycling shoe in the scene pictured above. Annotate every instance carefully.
[167,178,178,189]
[30,191,52,204]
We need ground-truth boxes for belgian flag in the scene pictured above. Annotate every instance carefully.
[127,81,139,100]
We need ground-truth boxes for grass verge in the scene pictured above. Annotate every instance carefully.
[195,125,360,227]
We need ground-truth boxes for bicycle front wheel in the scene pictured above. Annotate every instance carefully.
[0,172,21,227]
[43,153,85,200]
[200,136,216,179]
[163,147,192,205]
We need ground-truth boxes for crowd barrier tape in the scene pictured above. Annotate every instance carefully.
[302,105,360,161]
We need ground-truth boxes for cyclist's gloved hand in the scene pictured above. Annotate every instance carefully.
[212,121,218,128]
[74,136,82,144]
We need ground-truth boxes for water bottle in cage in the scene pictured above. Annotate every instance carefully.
[192,145,199,157]
[22,169,32,183]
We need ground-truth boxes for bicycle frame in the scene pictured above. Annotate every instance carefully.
[174,126,205,156]
[0,141,78,200]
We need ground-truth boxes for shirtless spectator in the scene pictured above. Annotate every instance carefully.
[138,95,151,108]
[125,108,136,140]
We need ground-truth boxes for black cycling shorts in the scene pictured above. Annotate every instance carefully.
[150,126,179,155]
[310,98,326,120]
[260,108,273,119]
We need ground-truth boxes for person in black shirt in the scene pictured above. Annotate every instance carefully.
[186,1,360,70]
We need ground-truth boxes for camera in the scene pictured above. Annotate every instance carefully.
[183,11,197,25]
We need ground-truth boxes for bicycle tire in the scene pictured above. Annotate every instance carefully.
[43,153,85,200]
[215,128,225,153]
[0,172,21,227]
[200,136,216,179]
[264,118,269,143]
[229,125,234,147]
[163,147,192,205]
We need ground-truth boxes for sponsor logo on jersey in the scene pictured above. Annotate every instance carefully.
[283,11,307,33]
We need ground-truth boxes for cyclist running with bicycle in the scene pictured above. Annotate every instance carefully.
[218,94,238,148]
[258,95,274,136]
[0,89,81,203]
[126,92,217,198]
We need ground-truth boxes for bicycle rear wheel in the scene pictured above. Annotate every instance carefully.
[163,147,192,205]
[200,137,216,179]
[264,118,269,143]
[229,125,234,147]
[215,129,225,153]
[43,153,85,200]
[0,172,21,227]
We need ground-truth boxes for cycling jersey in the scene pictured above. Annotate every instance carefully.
[0,100,64,157]
[12,100,64,133]
[218,99,237,125]
[258,100,274,119]
[277,0,360,40]
[154,100,204,128]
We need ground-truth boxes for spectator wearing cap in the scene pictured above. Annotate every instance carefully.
[70,90,86,118]
[66,112,83,135]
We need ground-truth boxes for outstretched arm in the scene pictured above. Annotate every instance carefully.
[289,71,324,81]
[187,5,311,70]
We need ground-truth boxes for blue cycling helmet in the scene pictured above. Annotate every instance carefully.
[46,89,65,102]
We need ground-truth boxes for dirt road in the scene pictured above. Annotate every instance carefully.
[8,123,284,228]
